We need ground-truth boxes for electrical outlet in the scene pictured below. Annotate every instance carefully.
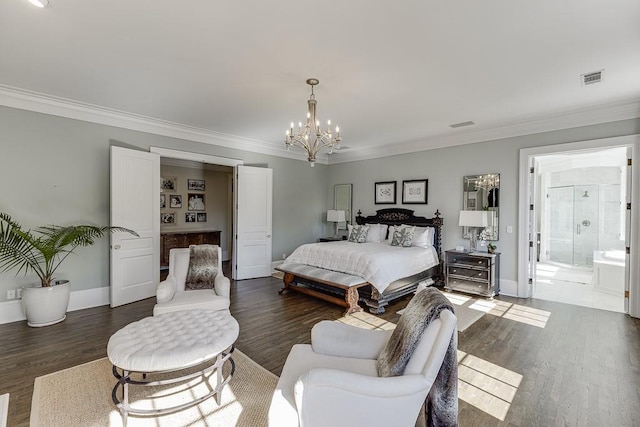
[7,289,16,300]
[17,288,22,299]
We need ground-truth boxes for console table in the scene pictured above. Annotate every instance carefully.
[160,231,221,267]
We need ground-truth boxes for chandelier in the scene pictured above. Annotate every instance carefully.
[475,174,500,193]
[284,78,341,167]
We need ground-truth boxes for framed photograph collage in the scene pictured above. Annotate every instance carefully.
[160,177,208,224]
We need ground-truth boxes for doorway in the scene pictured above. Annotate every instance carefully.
[532,147,627,312]
[150,147,274,281]
[159,158,234,264]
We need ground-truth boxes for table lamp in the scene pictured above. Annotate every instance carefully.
[458,210,488,251]
[327,210,346,238]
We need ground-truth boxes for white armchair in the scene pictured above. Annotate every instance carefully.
[153,246,230,316]
[268,309,457,427]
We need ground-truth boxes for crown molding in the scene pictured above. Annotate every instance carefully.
[329,99,640,164]
[1,84,636,166]
[0,84,329,165]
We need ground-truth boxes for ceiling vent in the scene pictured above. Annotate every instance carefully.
[581,70,603,85]
[449,121,475,129]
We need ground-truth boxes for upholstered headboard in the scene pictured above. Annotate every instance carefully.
[355,208,443,260]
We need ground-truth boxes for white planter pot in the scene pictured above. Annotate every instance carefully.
[21,280,71,327]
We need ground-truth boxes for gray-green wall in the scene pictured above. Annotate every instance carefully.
[328,118,640,291]
[0,106,329,301]
[1,104,638,302]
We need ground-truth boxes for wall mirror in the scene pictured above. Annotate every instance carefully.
[463,173,500,241]
[334,184,352,230]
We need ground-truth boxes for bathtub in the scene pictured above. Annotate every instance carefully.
[592,250,625,296]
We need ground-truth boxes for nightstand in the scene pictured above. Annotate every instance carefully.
[317,236,345,242]
[444,249,500,298]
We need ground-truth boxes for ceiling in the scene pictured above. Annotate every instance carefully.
[1,0,639,164]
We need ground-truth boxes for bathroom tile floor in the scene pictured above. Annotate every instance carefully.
[533,262,625,313]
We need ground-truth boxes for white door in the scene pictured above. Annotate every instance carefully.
[233,165,273,280]
[624,146,632,313]
[528,157,538,297]
[110,146,160,307]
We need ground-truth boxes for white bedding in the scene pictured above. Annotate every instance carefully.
[281,241,439,293]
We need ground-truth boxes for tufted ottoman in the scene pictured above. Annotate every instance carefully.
[107,309,239,424]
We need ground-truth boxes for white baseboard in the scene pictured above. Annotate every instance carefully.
[0,300,25,324]
[68,286,110,311]
[0,286,110,325]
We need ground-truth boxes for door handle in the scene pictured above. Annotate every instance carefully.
[267,235,271,238]
[113,244,121,250]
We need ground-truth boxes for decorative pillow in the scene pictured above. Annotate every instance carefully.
[348,225,369,243]
[365,223,389,243]
[412,226,435,248]
[390,225,415,247]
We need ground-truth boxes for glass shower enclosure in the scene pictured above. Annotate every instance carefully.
[548,184,622,268]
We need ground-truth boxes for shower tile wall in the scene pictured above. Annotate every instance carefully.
[542,166,623,268]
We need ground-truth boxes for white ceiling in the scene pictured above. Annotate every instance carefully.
[1,0,639,164]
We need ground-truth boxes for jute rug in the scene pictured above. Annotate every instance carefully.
[31,349,277,427]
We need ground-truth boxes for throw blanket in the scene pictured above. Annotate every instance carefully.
[185,244,219,290]
[377,288,458,427]
[282,241,438,293]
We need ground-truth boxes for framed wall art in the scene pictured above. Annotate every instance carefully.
[161,212,175,224]
[169,194,182,208]
[161,177,177,192]
[188,193,205,211]
[188,179,206,191]
[185,212,196,223]
[197,212,207,222]
[375,181,396,204]
[402,179,428,204]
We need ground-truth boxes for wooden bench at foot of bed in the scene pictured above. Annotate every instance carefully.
[276,263,369,316]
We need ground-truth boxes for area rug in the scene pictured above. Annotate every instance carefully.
[31,350,277,427]
[396,291,486,332]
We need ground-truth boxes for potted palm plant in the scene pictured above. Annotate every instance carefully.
[0,212,137,327]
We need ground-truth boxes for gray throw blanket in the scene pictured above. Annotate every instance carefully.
[377,287,458,427]
[185,244,219,290]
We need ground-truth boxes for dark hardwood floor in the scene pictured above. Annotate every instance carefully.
[1,274,639,426]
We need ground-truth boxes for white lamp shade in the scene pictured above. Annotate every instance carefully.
[327,209,346,222]
[458,210,488,227]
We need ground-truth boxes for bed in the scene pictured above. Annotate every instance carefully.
[277,208,444,314]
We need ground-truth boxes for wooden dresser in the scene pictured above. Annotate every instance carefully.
[160,231,221,267]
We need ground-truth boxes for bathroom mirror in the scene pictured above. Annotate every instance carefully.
[463,173,500,241]
[334,184,352,230]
